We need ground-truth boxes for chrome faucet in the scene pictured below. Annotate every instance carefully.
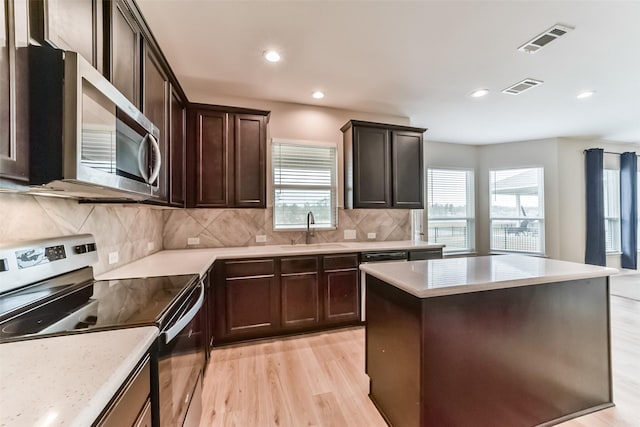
[306,211,315,244]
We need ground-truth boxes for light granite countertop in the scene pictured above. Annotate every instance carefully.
[96,240,444,280]
[360,254,618,298]
[0,327,158,427]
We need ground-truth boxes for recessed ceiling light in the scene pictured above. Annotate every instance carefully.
[263,50,281,63]
[470,89,489,98]
[577,90,595,99]
[312,91,325,99]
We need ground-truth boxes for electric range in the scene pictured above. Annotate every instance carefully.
[0,235,206,427]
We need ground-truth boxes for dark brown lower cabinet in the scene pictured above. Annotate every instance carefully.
[322,254,360,324]
[213,253,360,345]
[215,258,279,341]
[226,276,279,334]
[281,273,319,328]
[324,269,360,323]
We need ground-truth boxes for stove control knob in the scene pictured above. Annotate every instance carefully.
[86,243,96,252]
[74,245,88,254]
[0,258,8,272]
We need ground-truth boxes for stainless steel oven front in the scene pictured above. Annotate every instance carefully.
[155,279,206,427]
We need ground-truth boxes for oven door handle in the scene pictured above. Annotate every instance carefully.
[163,282,204,344]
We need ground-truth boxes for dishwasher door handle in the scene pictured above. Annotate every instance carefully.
[163,283,204,344]
[362,251,407,262]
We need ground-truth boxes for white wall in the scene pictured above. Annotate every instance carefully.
[477,138,561,258]
[557,138,640,268]
[423,140,479,248]
[425,137,639,268]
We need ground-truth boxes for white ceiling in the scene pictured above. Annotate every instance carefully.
[137,0,640,145]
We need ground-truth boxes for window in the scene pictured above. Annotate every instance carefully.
[427,169,475,253]
[603,169,621,253]
[272,141,337,229]
[490,167,545,254]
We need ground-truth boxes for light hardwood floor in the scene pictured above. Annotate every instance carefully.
[201,294,639,427]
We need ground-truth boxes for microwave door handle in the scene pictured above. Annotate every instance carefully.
[162,283,204,344]
[137,134,150,183]
[148,134,162,185]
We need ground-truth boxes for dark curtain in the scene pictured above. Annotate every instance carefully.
[585,148,605,266]
[620,152,638,269]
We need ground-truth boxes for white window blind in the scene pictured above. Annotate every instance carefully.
[603,169,620,253]
[272,141,337,229]
[427,169,475,252]
[489,167,545,254]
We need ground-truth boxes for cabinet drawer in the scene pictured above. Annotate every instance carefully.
[225,259,275,278]
[281,256,318,274]
[323,254,358,270]
[97,357,150,427]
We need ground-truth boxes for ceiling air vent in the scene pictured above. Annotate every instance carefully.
[502,78,544,95]
[518,24,574,54]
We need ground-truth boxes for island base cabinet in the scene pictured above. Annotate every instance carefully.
[366,275,613,427]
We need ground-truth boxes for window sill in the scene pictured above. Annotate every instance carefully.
[489,251,547,258]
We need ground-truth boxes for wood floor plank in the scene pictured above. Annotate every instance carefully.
[202,292,639,427]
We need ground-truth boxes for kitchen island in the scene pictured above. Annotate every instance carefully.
[360,255,617,427]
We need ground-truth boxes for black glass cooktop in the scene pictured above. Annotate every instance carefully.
[0,271,199,340]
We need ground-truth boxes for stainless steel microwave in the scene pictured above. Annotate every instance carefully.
[28,46,161,200]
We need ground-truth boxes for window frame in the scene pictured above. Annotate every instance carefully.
[603,168,621,254]
[271,139,338,231]
[426,167,476,254]
[489,167,546,256]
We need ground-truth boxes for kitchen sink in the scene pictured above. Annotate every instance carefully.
[279,243,346,250]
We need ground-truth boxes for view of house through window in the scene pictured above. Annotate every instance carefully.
[272,141,338,229]
[489,167,545,254]
[603,169,621,253]
[427,169,475,252]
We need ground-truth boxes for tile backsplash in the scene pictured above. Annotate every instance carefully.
[163,208,411,249]
[1,192,411,270]
[0,194,164,275]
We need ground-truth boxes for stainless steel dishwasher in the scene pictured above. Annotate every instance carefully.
[360,251,409,321]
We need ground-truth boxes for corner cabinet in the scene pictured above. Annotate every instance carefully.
[342,120,425,209]
[187,105,269,208]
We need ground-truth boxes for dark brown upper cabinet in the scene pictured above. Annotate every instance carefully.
[142,42,168,202]
[1,0,29,182]
[30,0,103,72]
[342,120,425,209]
[104,0,141,107]
[169,85,185,207]
[187,105,269,208]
